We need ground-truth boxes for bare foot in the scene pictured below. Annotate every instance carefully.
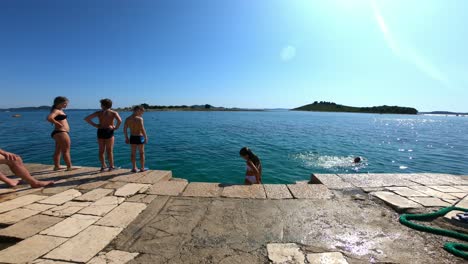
[30,181,54,188]
[6,179,21,188]
[53,167,63,171]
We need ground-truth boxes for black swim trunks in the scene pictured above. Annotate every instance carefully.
[130,135,145,145]
[97,128,115,139]
[51,130,68,138]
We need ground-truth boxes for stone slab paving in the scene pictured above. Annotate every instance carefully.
[87,250,139,264]
[0,208,41,225]
[385,187,429,197]
[42,201,92,217]
[126,194,158,204]
[22,203,56,212]
[314,174,355,189]
[182,182,223,197]
[455,196,468,208]
[267,243,305,263]
[38,189,82,205]
[337,173,419,188]
[264,184,294,199]
[32,259,75,264]
[102,181,128,189]
[44,225,123,263]
[73,188,113,202]
[0,214,62,239]
[135,170,172,184]
[114,183,150,197]
[76,180,108,190]
[447,193,468,199]
[0,235,67,264]
[221,184,267,199]
[307,252,349,264]
[0,194,47,213]
[287,184,333,199]
[109,171,149,182]
[40,214,101,238]
[453,185,468,192]
[147,180,188,196]
[428,185,466,193]
[79,196,125,216]
[409,197,451,207]
[95,202,147,228]
[371,191,422,211]
[409,186,457,200]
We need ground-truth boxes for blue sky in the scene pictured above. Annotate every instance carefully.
[0,0,467,111]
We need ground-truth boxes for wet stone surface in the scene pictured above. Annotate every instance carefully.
[111,196,461,264]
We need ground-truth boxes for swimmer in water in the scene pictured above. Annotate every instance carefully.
[354,157,362,164]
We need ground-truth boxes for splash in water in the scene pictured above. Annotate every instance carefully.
[291,152,367,172]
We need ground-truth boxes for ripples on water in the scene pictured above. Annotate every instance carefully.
[0,111,467,184]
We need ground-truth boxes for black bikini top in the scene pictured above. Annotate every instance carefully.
[54,114,67,121]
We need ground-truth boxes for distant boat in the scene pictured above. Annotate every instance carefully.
[12,114,21,118]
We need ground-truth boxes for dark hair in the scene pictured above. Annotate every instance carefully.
[132,105,145,112]
[240,147,261,167]
[354,157,362,163]
[100,98,113,109]
[51,96,69,112]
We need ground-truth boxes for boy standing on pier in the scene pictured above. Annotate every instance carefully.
[124,105,148,172]
[84,99,122,172]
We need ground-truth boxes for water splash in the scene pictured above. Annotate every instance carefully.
[292,152,367,172]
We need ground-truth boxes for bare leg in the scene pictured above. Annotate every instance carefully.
[57,133,72,169]
[0,171,20,187]
[98,139,106,169]
[106,137,115,168]
[0,155,54,188]
[139,145,145,171]
[53,138,61,170]
[130,144,137,171]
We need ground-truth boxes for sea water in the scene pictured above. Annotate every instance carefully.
[1,110,467,184]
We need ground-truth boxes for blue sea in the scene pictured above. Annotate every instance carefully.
[1,110,467,184]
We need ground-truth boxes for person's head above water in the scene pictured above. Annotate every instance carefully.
[100,98,113,110]
[132,105,145,116]
[354,157,362,163]
[240,147,261,166]
[52,96,69,111]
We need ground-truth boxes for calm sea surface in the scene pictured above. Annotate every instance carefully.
[1,110,467,184]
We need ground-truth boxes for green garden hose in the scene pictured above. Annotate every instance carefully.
[399,207,468,260]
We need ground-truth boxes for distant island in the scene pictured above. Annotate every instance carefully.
[293,101,418,115]
[419,111,467,116]
[116,104,263,112]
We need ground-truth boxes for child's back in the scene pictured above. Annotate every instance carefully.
[125,115,144,136]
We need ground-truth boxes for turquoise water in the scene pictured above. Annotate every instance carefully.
[1,110,467,184]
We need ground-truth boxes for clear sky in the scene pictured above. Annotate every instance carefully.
[1,0,467,111]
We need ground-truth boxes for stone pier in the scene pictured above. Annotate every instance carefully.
[0,164,467,263]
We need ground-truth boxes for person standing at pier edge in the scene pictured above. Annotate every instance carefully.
[47,96,73,171]
[84,99,122,172]
[240,147,262,184]
[124,105,148,172]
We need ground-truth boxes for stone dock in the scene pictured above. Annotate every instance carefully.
[0,164,467,264]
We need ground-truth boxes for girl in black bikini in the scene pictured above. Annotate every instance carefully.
[47,96,73,171]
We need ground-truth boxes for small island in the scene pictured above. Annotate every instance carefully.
[116,104,263,112]
[292,101,418,115]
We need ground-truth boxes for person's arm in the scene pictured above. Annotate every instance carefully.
[140,118,148,144]
[47,110,63,127]
[84,112,100,128]
[247,160,261,184]
[114,112,122,130]
[0,149,18,161]
[123,119,129,144]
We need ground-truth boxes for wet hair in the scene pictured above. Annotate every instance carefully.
[132,105,145,112]
[354,157,362,163]
[100,98,113,109]
[240,147,261,167]
[51,96,69,112]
